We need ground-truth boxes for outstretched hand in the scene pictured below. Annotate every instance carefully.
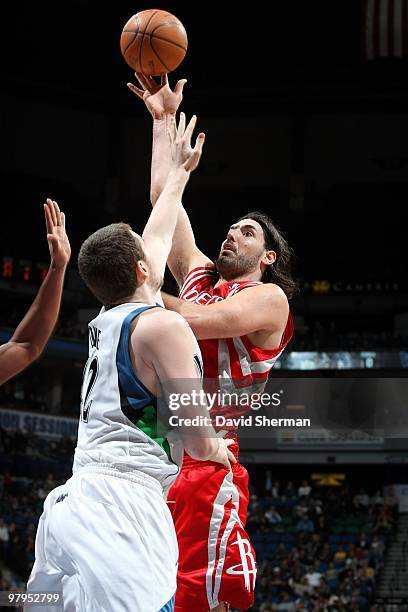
[168,112,205,173]
[44,199,71,272]
[127,73,187,119]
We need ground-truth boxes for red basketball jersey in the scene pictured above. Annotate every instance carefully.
[179,266,294,392]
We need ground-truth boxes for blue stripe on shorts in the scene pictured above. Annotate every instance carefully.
[159,594,175,612]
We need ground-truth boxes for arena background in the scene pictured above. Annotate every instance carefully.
[1,1,408,610]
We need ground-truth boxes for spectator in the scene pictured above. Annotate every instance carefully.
[371,490,384,506]
[0,517,9,554]
[298,480,312,498]
[276,592,296,611]
[296,514,315,533]
[354,488,370,509]
[265,506,283,525]
[305,563,322,588]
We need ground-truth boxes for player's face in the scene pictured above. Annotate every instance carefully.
[215,219,266,280]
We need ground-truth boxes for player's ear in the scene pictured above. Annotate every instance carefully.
[262,250,276,266]
[135,260,148,281]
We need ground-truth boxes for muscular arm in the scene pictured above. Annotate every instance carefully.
[0,267,67,385]
[150,118,212,287]
[162,284,289,341]
[133,311,219,461]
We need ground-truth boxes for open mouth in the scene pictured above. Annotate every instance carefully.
[222,243,236,254]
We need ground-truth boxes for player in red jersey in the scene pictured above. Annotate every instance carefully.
[129,74,296,611]
[0,199,71,386]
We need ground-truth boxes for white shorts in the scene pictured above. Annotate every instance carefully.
[26,464,178,612]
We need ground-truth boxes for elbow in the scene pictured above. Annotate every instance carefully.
[27,342,44,362]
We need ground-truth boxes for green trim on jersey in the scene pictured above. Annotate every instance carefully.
[135,404,172,460]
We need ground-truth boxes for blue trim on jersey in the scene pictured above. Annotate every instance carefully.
[159,594,175,612]
[116,305,161,412]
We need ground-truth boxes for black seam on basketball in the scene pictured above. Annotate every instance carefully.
[143,30,187,51]
[149,36,171,72]
[123,14,140,56]
[140,10,159,74]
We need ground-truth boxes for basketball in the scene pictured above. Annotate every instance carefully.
[120,9,188,76]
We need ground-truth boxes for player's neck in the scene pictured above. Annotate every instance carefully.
[132,285,157,305]
[214,270,262,288]
[111,285,157,307]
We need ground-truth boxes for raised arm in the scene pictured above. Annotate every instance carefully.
[0,200,71,385]
[128,73,212,287]
[141,112,205,282]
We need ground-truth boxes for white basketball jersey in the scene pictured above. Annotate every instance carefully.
[73,302,203,493]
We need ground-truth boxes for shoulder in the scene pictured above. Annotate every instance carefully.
[180,265,217,293]
[134,308,191,342]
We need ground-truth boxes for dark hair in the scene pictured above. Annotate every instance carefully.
[238,211,298,299]
[78,222,146,305]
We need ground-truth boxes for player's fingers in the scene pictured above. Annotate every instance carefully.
[216,429,228,438]
[61,211,66,229]
[184,133,205,171]
[44,202,53,235]
[183,114,197,144]
[177,112,186,139]
[227,449,237,464]
[48,198,58,227]
[145,75,159,91]
[174,78,187,96]
[53,200,62,225]
[224,439,235,447]
[135,72,148,90]
[220,454,232,469]
[127,83,145,99]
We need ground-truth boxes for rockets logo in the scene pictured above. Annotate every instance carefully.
[225,533,257,591]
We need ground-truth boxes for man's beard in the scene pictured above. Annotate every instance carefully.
[215,251,261,281]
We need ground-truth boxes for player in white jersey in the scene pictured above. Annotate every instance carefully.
[26,114,235,612]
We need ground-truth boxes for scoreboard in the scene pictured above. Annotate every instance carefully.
[1,256,48,285]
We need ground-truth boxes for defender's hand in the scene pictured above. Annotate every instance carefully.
[44,199,71,272]
[168,112,205,173]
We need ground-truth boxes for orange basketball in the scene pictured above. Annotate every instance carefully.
[120,9,188,76]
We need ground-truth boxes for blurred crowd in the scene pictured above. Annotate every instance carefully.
[240,477,401,611]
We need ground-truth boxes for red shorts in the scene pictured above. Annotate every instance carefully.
[167,441,256,611]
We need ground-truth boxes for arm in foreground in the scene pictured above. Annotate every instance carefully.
[133,311,235,468]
